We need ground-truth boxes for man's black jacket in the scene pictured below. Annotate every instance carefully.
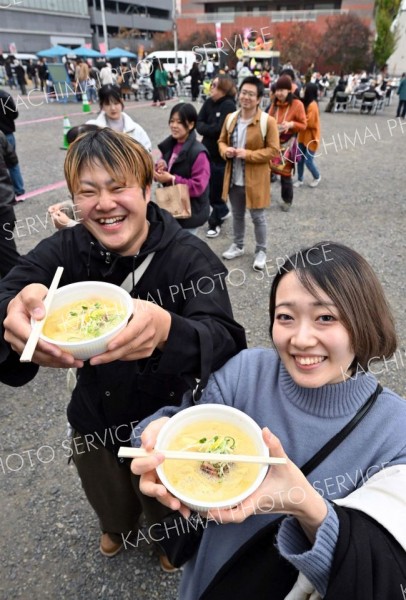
[0,203,246,451]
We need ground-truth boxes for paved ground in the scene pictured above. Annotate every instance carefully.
[0,87,405,600]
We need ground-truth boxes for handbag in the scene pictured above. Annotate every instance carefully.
[270,135,300,176]
[155,183,192,219]
[200,384,383,600]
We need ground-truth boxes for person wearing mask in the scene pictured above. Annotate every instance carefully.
[86,84,151,151]
[294,82,321,188]
[196,75,237,238]
[218,76,279,271]
[268,75,307,212]
[155,103,210,234]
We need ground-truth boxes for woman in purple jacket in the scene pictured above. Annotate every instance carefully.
[154,103,211,234]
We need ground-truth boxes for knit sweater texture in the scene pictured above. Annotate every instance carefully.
[135,348,406,599]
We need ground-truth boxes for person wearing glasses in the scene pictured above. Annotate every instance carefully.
[196,75,237,238]
[218,76,279,271]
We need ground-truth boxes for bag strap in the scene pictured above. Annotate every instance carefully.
[226,109,268,141]
[226,110,240,133]
[301,383,382,476]
[120,252,156,294]
[259,110,268,140]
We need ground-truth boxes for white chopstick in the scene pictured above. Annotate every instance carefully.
[118,446,286,465]
[20,266,64,363]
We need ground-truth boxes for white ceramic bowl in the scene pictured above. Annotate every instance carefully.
[155,404,269,512]
[38,281,134,360]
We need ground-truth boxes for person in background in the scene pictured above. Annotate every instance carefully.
[0,130,20,277]
[294,82,321,188]
[155,103,210,234]
[48,125,101,230]
[14,61,27,96]
[0,128,246,571]
[237,62,252,89]
[75,58,89,102]
[0,87,25,198]
[396,72,406,119]
[131,241,406,600]
[167,71,177,98]
[268,75,307,212]
[99,62,114,86]
[150,57,161,107]
[4,58,16,89]
[86,84,151,151]
[189,62,201,102]
[218,76,279,271]
[196,75,237,238]
[37,58,48,92]
[26,59,39,88]
[155,64,168,109]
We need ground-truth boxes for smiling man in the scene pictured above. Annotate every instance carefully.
[0,128,246,568]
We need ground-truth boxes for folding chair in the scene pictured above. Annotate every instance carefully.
[333,92,350,112]
[360,92,377,114]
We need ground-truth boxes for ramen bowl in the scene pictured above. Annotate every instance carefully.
[38,281,134,360]
[155,404,269,513]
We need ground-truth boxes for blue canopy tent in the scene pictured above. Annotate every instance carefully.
[37,45,72,58]
[105,47,137,59]
[73,46,103,58]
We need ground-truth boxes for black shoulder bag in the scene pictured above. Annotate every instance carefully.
[199,383,382,600]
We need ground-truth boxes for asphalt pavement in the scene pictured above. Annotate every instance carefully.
[0,86,405,600]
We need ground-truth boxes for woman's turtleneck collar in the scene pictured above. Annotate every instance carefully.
[278,360,378,418]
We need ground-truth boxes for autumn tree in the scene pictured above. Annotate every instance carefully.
[150,31,174,51]
[318,13,373,73]
[179,29,214,50]
[374,0,401,68]
[272,23,322,73]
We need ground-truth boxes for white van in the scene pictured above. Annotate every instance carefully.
[144,51,196,76]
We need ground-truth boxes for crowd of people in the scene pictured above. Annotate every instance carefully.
[0,53,405,600]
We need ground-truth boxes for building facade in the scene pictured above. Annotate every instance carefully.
[0,0,173,55]
[0,0,92,54]
[176,0,376,41]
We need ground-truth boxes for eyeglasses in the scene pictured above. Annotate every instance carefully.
[240,90,257,98]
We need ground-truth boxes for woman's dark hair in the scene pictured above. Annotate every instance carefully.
[169,102,198,129]
[269,241,398,371]
[66,124,101,145]
[98,84,124,108]
[239,76,264,98]
[215,74,237,98]
[280,68,295,82]
[302,82,319,109]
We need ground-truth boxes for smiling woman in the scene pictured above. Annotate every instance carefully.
[131,240,406,600]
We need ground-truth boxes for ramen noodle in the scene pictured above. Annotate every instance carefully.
[43,299,126,342]
[162,420,261,502]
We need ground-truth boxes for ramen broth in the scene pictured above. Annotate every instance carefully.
[43,298,126,342]
[162,421,261,502]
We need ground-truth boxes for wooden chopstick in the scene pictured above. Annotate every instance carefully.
[118,446,286,465]
[20,266,64,363]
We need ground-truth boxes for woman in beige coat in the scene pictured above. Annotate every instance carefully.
[218,76,279,271]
